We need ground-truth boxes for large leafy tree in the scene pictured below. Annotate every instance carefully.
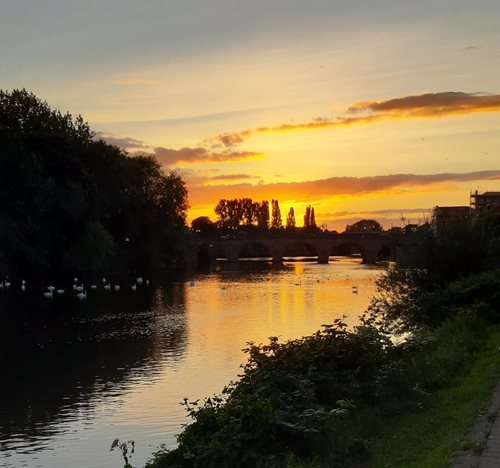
[0,89,188,275]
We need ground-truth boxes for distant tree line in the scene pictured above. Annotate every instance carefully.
[192,198,323,236]
[0,89,189,277]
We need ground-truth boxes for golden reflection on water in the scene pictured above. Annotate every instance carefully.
[1,258,382,468]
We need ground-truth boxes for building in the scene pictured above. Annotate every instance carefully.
[431,205,470,229]
[470,191,500,215]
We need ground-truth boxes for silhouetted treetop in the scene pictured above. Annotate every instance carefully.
[0,89,188,276]
[345,219,383,233]
[0,89,93,143]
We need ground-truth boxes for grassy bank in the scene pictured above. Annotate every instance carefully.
[336,322,500,467]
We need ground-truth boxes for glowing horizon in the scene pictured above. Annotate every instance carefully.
[2,1,499,230]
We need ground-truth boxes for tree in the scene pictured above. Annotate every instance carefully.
[256,200,270,229]
[0,89,189,274]
[191,216,216,236]
[303,205,317,229]
[286,207,296,229]
[271,199,282,229]
[345,219,383,233]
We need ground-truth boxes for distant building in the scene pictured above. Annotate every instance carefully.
[470,191,500,216]
[431,206,470,229]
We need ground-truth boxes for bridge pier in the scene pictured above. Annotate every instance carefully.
[317,245,331,264]
[269,244,284,264]
[361,245,379,264]
[224,244,240,263]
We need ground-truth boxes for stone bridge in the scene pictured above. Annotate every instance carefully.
[195,234,407,265]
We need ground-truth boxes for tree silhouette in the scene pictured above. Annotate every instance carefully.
[345,219,383,233]
[0,89,188,275]
[271,199,282,229]
[286,207,296,229]
[303,205,317,229]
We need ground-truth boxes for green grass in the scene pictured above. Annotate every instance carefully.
[360,326,500,467]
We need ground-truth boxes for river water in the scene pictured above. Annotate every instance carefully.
[0,259,381,468]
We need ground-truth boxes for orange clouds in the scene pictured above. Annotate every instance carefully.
[207,91,500,148]
[187,170,500,206]
[348,92,500,117]
[154,146,264,165]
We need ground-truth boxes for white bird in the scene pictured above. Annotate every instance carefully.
[76,290,87,301]
[131,284,137,292]
[90,284,97,290]
[47,285,55,292]
[102,277,107,284]
[104,283,111,291]
[145,280,150,286]
[136,277,143,285]
[56,289,64,295]
[114,285,120,292]
[75,284,83,293]
[21,279,26,285]
[21,284,26,292]
[4,281,11,289]
[73,277,78,283]
[43,290,53,299]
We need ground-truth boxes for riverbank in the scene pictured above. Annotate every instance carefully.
[145,312,500,468]
[145,223,500,467]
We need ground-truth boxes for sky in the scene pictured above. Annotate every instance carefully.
[2,0,500,230]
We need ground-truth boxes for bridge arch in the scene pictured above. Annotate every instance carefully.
[283,240,319,261]
[238,242,273,261]
[375,244,392,261]
[330,242,365,263]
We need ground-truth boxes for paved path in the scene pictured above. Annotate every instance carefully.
[452,380,500,467]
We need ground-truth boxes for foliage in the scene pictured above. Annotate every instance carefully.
[271,199,283,229]
[110,439,135,468]
[303,206,317,230]
[191,216,217,237]
[146,319,408,467]
[370,221,500,332]
[0,89,189,276]
[286,207,296,229]
[345,219,382,233]
[214,198,270,231]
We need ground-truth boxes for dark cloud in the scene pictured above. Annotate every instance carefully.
[154,146,264,165]
[95,132,149,149]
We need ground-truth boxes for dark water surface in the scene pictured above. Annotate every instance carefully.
[0,259,380,467]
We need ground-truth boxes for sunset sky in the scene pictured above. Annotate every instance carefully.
[2,0,500,230]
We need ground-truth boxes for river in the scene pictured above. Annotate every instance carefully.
[0,259,381,468]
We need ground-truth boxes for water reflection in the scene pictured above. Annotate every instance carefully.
[0,260,381,468]
[0,284,188,461]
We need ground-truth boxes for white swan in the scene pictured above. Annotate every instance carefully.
[76,290,87,301]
